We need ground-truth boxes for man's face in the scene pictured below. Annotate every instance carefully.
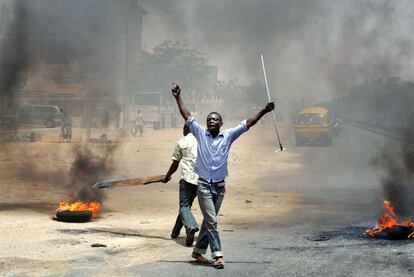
[206,113,222,133]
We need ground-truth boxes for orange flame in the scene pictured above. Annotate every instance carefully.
[57,200,102,216]
[365,200,414,238]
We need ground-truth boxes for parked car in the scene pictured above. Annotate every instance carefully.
[0,114,16,128]
[16,105,63,128]
[295,106,332,146]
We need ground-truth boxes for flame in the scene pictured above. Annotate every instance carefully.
[57,200,102,216]
[365,200,414,238]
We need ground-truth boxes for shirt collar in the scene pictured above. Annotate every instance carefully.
[205,129,224,137]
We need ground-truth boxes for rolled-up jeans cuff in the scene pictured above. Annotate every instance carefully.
[193,247,207,255]
[212,251,223,259]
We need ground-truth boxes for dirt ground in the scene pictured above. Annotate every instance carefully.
[0,122,301,276]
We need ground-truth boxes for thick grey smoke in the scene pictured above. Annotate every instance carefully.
[372,130,414,216]
[0,0,124,116]
[0,1,126,202]
[12,143,119,204]
[69,144,119,202]
[0,0,30,111]
[141,0,414,102]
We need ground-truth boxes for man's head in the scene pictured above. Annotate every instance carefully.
[183,124,190,136]
[206,112,223,134]
[137,110,141,114]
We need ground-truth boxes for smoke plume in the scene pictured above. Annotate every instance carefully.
[372,130,414,216]
[141,0,414,102]
[68,144,119,202]
[0,0,30,111]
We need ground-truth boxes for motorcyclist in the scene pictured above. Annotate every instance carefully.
[332,116,341,136]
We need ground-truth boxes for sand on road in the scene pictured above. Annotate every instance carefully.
[0,123,301,276]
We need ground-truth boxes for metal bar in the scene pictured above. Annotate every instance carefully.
[260,54,283,151]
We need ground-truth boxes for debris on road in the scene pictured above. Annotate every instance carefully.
[87,134,112,144]
[91,243,107,248]
[2,132,38,142]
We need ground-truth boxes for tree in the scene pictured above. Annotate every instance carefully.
[129,40,215,103]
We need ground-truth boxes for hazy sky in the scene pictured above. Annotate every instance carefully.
[139,0,414,102]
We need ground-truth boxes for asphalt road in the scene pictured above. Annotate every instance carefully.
[114,125,414,277]
[3,125,413,277]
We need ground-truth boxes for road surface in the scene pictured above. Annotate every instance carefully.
[0,123,412,276]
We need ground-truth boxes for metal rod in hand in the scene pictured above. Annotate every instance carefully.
[261,54,283,151]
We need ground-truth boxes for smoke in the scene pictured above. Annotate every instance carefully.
[68,144,119,202]
[10,143,120,204]
[372,130,414,216]
[141,0,414,102]
[0,0,30,111]
[0,0,127,118]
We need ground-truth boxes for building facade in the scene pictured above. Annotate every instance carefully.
[0,0,146,127]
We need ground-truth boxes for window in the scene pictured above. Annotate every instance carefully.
[297,113,326,125]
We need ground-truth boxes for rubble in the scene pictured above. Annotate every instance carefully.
[2,132,39,142]
[87,134,112,144]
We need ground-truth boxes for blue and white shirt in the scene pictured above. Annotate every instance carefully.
[186,117,248,183]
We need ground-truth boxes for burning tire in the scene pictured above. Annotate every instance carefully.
[365,200,414,240]
[55,210,93,223]
[369,225,414,240]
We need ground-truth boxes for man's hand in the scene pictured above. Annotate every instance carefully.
[161,175,172,183]
[264,102,275,113]
[172,83,191,120]
[246,102,275,129]
[172,84,181,97]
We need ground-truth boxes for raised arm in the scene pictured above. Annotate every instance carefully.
[246,102,275,129]
[172,85,191,121]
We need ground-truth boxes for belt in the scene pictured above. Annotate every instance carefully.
[198,177,225,186]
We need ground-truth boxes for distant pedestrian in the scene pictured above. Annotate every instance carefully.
[131,110,144,137]
[60,109,72,141]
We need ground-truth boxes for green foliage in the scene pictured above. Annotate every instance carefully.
[129,40,215,100]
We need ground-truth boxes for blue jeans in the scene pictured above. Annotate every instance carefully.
[193,179,226,259]
[171,179,199,237]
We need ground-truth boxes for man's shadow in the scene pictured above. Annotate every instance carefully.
[171,235,198,247]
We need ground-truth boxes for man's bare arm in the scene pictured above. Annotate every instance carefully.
[246,102,275,129]
[161,160,179,183]
[172,85,191,121]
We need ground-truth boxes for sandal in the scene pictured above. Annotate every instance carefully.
[191,252,210,264]
[214,257,225,269]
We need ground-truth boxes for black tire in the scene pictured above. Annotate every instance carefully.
[372,226,414,240]
[56,210,93,223]
[324,137,332,146]
[45,119,55,128]
[130,126,138,137]
[333,127,341,136]
[295,136,303,146]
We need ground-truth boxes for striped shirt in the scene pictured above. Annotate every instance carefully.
[186,117,248,183]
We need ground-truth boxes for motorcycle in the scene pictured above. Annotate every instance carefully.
[130,120,143,137]
[332,120,341,136]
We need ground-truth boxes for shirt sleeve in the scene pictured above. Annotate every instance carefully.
[185,117,204,140]
[226,120,248,143]
[171,142,182,161]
